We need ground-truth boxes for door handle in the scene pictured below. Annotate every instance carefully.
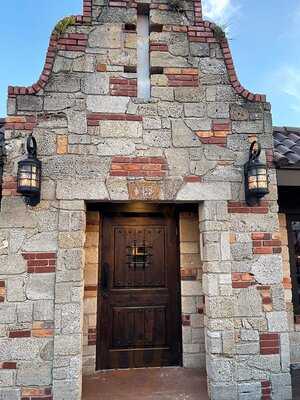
[101,262,109,298]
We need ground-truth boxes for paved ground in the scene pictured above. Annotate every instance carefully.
[82,367,209,400]
[83,368,300,399]
[292,369,300,399]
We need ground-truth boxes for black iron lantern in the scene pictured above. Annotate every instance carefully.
[244,141,269,206]
[17,135,41,206]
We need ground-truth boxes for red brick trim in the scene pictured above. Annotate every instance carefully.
[0,280,6,303]
[181,268,198,281]
[0,362,17,369]
[251,233,282,255]
[196,119,231,147]
[4,116,37,130]
[83,0,92,17]
[257,285,273,312]
[184,176,202,183]
[232,272,255,289]
[260,333,280,355]
[109,77,137,97]
[88,328,96,345]
[87,113,142,126]
[194,0,202,24]
[9,330,31,338]
[8,0,92,98]
[186,20,266,102]
[110,156,168,177]
[182,314,191,326]
[261,380,272,400]
[2,176,18,197]
[8,322,54,339]
[164,68,199,87]
[21,387,52,400]
[22,253,57,273]
[228,201,269,214]
[150,42,169,52]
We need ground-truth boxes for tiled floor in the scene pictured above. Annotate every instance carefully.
[82,367,209,400]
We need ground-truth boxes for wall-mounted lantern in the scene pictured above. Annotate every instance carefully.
[17,135,41,206]
[244,141,269,206]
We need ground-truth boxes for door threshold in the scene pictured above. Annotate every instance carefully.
[94,366,184,374]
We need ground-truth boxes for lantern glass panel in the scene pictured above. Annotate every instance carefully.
[17,160,41,194]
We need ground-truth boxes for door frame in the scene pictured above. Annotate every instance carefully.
[93,203,196,370]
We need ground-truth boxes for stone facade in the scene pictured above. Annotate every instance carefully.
[0,0,292,399]
[278,213,300,367]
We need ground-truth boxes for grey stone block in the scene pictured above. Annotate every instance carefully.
[33,300,54,321]
[54,334,81,356]
[176,182,231,201]
[17,95,43,112]
[82,74,109,95]
[0,370,15,386]
[6,277,26,302]
[45,74,81,93]
[0,388,21,400]
[16,363,52,385]
[26,274,55,300]
[87,95,129,113]
[56,178,108,200]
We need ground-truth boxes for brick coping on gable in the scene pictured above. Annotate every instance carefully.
[7,0,266,103]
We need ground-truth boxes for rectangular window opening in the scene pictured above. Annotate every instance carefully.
[150,67,164,75]
[124,66,137,74]
[137,4,150,100]
[124,23,136,32]
[150,24,163,33]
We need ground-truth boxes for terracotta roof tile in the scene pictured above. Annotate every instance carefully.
[273,127,300,168]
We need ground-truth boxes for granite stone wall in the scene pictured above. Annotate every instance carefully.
[0,0,292,399]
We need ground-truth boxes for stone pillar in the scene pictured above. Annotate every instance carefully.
[52,201,86,400]
[199,201,237,399]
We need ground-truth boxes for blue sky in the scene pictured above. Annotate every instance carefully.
[0,0,299,126]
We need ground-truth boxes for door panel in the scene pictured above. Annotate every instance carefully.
[97,213,181,370]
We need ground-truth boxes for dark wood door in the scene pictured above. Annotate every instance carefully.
[97,212,182,370]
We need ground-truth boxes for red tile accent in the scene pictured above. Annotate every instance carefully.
[9,330,31,338]
[181,268,198,281]
[21,387,53,400]
[228,201,269,214]
[110,156,168,178]
[4,116,37,131]
[184,176,202,183]
[260,333,280,355]
[261,380,272,400]
[182,314,191,326]
[150,42,168,52]
[164,68,199,87]
[232,272,256,289]
[88,328,97,345]
[22,253,56,273]
[0,362,17,369]
[87,113,142,126]
[109,77,137,97]
[251,233,282,255]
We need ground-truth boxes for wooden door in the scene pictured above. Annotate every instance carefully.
[97,212,182,370]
